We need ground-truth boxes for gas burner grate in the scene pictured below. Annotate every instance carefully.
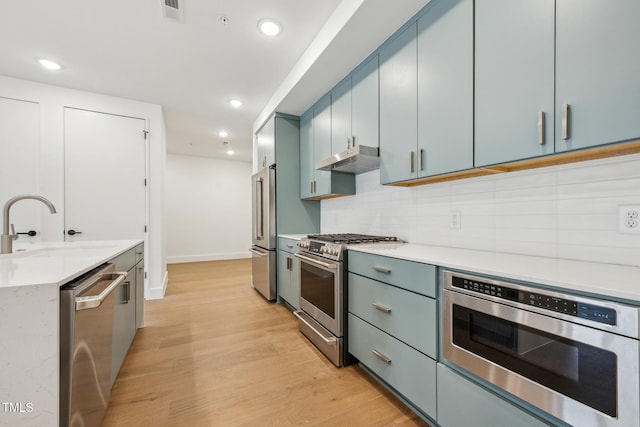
[307,233,400,244]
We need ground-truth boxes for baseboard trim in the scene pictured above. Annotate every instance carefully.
[167,252,252,264]
[146,270,168,300]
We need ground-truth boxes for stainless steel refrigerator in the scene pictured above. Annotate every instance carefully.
[250,165,277,300]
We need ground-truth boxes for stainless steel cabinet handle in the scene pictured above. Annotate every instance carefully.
[372,349,392,364]
[538,111,546,145]
[294,253,337,270]
[372,266,391,274]
[372,303,392,314]
[419,149,424,171]
[122,280,131,304]
[562,103,570,140]
[293,310,338,347]
[410,151,415,173]
[286,257,292,270]
[75,272,128,311]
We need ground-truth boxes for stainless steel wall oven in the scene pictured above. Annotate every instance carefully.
[442,270,640,427]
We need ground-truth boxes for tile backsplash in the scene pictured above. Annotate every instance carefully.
[321,153,640,266]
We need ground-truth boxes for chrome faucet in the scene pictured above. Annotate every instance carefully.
[1,194,57,254]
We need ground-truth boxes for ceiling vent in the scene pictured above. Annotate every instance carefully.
[161,0,183,22]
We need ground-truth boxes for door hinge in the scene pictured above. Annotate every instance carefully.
[143,130,149,140]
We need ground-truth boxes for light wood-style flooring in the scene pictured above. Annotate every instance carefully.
[103,259,431,426]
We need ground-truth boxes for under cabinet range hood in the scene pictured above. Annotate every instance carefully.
[315,145,379,174]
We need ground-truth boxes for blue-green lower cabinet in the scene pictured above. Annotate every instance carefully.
[348,314,437,417]
[437,363,551,427]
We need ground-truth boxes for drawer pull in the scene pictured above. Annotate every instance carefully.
[372,266,391,274]
[372,349,392,364]
[372,303,392,314]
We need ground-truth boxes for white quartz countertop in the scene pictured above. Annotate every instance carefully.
[349,243,640,303]
[0,240,142,289]
[278,234,308,241]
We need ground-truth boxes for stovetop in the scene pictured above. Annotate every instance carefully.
[297,233,401,261]
[306,233,401,244]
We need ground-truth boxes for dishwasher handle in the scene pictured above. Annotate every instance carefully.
[75,272,128,311]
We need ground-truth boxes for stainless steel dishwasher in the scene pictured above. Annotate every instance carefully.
[60,263,127,427]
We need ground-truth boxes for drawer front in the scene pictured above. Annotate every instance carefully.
[348,314,437,416]
[348,273,437,358]
[134,243,144,263]
[437,363,549,427]
[348,251,436,297]
[111,247,136,273]
[278,237,300,254]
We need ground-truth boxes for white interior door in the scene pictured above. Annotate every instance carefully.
[0,97,42,238]
[64,108,146,242]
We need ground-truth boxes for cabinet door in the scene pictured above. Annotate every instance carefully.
[437,364,549,427]
[278,251,300,309]
[379,22,418,184]
[331,77,352,155]
[313,94,332,195]
[111,270,136,386]
[417,0,473,177]
[256,117,275,169]
[135,258,144,328]
[555,0,640,152]
[474,0,554,167]
[352,55,379,149]
[299,111,315,199]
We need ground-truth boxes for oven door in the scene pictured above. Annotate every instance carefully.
[442,289,640,427]
[295,252,342,337]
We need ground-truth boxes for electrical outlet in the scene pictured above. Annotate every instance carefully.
[450,210,461,230]
[618,205,640,234]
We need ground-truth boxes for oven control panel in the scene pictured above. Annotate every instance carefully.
[297,239,343,261]
[452,276,617,326]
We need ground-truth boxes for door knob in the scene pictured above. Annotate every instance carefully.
[67,229,82,236]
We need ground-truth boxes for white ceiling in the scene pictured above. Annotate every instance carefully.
[0,0,429,163]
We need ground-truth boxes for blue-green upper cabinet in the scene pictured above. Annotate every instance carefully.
[331,77,352,155]
[474,0,555,167]
[379,22,418,184]
[299,111,314,199]
[417,0,473,177]
[313,94,333,195]
[256,117,275,170]
[351,54,379,149]
[555,0,640,152]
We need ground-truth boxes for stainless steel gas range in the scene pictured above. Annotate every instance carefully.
[293,233,401,366]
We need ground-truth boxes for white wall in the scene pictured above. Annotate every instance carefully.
[166,154,252,263]
[0,75,167,299]
[322,153,640,267]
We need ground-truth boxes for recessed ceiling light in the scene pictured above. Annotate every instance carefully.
[36,58,63,71]
[218,130,229,137]
[229,99,243,108]
[226,149,235,156]
[258,19,282,36]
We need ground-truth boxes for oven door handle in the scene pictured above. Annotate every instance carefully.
[294,253,337,270]
[293,310,338,347]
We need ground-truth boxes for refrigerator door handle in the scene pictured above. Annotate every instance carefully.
[249,247,269,256]
[255,178,264,240]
